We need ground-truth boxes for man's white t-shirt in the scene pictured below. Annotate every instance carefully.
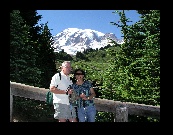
[50,71,73,105]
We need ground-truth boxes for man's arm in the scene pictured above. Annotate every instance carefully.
[50,86,67,94]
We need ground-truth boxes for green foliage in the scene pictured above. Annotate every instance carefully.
[76,51,88,61]
[10,10,42,86]
[96,10,160,122]
[95,112,115,122]
[55,50,73,62]
[17,10,57,89]
[71,61,108,83]
[10,10,58,122]
[35,22,57,89]
[13,96,55,122]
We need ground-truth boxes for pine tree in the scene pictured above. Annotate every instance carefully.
[98,10,160,122]
[19,10,58,88]
[36,22,57,88]
[10,10,42,86]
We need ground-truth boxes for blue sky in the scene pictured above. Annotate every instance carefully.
[37,10,140,39]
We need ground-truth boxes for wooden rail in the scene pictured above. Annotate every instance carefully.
[10,81,160,122]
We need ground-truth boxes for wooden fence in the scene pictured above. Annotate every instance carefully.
[10,81,160,122]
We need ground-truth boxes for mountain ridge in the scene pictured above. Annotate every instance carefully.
[52,28,124,55]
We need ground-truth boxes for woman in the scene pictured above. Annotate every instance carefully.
[72,69,97,122]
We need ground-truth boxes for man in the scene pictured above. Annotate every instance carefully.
[50,61,77,122]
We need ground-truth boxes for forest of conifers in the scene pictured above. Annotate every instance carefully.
[10,10,160,122]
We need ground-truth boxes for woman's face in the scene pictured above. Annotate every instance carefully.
[75,71,84,80]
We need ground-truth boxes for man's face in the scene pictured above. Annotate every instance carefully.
[62,63,72,75]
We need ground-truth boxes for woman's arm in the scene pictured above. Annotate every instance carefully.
[88,87,96,100]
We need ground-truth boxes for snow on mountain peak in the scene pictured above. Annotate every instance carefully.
[52,28,124,55]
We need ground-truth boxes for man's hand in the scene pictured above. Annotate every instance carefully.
[67,89,73,95]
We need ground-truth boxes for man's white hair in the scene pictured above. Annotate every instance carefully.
[61,61,71,67]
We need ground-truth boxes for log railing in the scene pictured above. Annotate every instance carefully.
[10,81,160,122]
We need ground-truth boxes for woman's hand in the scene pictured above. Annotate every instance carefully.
[80,93,89,100]
[82,97,88,100]
[80,93,85,98]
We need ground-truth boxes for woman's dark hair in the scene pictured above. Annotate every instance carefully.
[74,69,85,77]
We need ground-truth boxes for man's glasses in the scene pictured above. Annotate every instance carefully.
[75,73,83,75]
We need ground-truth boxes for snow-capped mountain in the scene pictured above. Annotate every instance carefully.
[52,28,124,55]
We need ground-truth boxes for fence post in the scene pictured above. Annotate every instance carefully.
[10,87,13,122]
[114,104,128,122]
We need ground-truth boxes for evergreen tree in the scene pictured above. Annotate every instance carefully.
[10,10,42,86]
[19,10,42,41]
[19,10,58,88]
[98,10,160,122]
[76,51,87,61]
[11,10,57,122]
[37,22,57,88]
